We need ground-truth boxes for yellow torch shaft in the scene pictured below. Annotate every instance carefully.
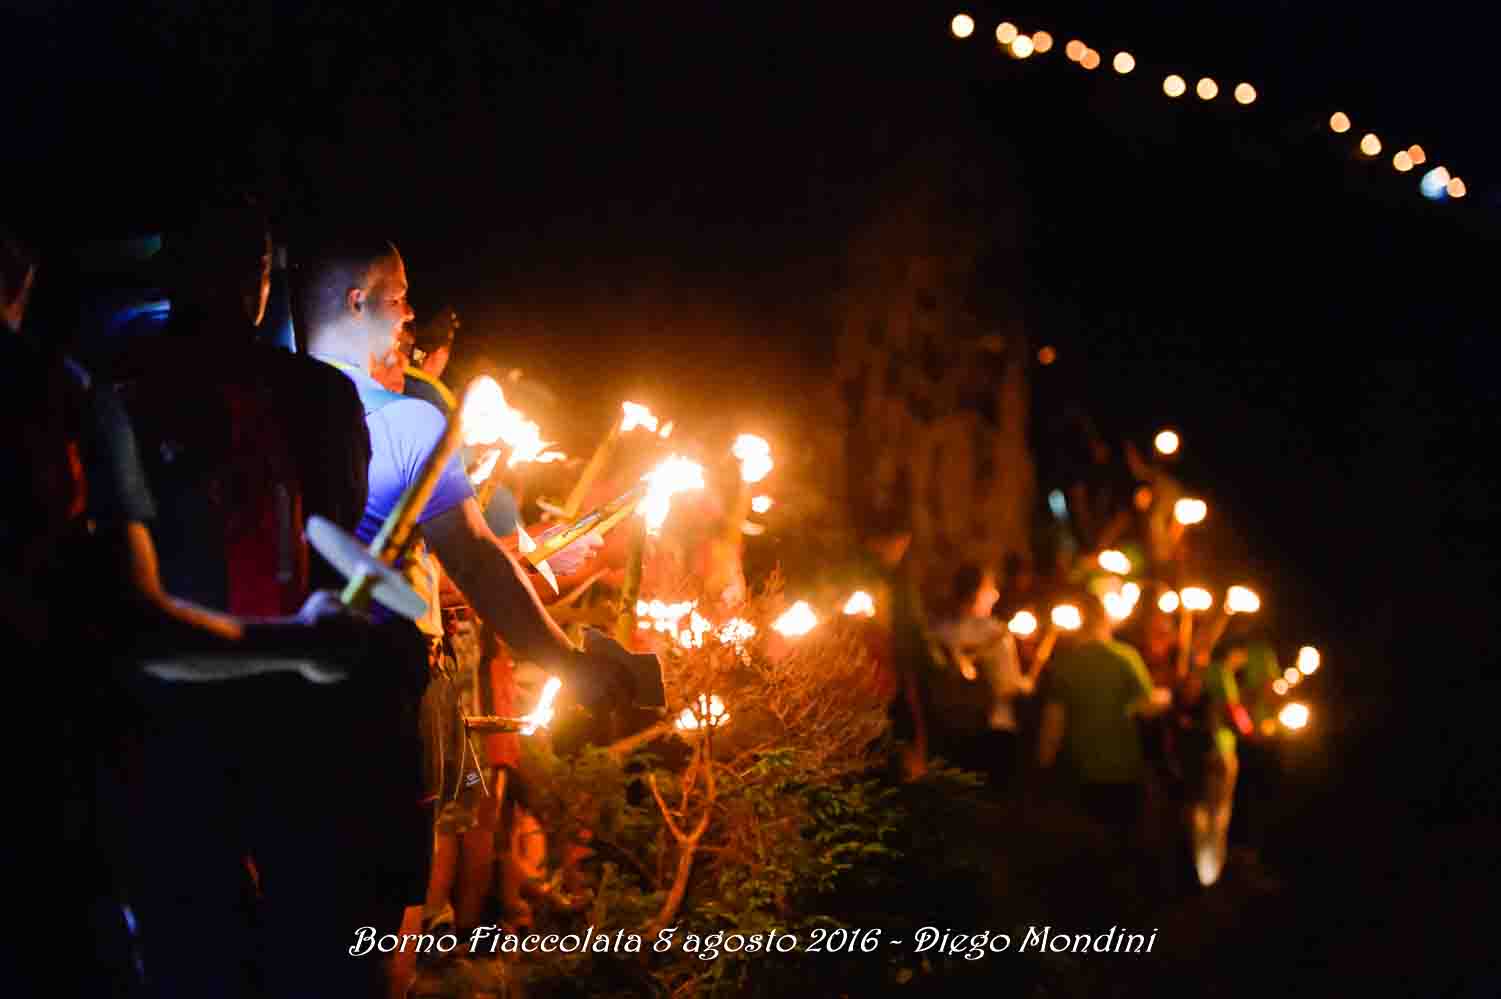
[1176,610,1195,680]
[614,517,647,646]
[1028,626,1060,681]
[1200,607,1232,661]
[724,477,752,549]
[526,484,646,566]
[564,421,621,518]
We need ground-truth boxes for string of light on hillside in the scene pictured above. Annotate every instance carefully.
[948,13,1470,204]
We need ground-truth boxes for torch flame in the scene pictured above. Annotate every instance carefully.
[1226,586,1261,614]
[658,420,675,439]
[1158,590,1181,613]
[676,693,730,731]
[1098,550,1132,575]
[1103,591,1133,621]
[1297,646,1321,675]
[637,598,697,636]
[469,449,502,487]
[519,676,563,735]
[1272,678,1289,696]
[638,455,706,534]
[460,376,567,469]
[1051,604,1083,631]
[1283,667,1302,686]
[751,495,773,514]
[732,434,774,484]
[717,617,757,648]
[772,600,819,637]
[620,401,660,434]
[1181,586,1214,612]
[842,591,876,618]
[1278,702,1310,731]
[675,610,715,649]
[1174,497,1208,526]
[1008,610,1038,636]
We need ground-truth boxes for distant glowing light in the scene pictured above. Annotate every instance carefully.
[995,21,1018,45]
[1180,587,1213,612]
[1048,489,1068,520]
[1174,497,1207,525]
[1038,345,1057,364]
[1447,177,1467,199]
[1112,51,1135,74]
[1011,35,1035,58]
[1065,39,1086,62]
[951,14,975,39]
[751,495,773,514]
[1272,678,1289,696]
[772,601,818,638]
[1234,82,1257,105]
[1103,592,1133,621]
[1196,77,1219,100]
[1226,586,1261,615]
[1420,166,1451,200]
[1297,646,1321,675]
[842,591,876,618]
[1009,610,1038,636]
[1393,150,1413,172]
[1278,702,1310,731]
[1163,74,1187,98]
[1407,144,1426,165]
[1051,604,1082,631]
[1359,133,1381,157]
[1031,31,1053,53]
[1098,550,1132,575]
[1284,667,1302,685]
[1080,48,1101,70]
[1155,429,1180,455]
[1158,590,1180,613]
[1121,582,1141,606]
[1329,111,1351,134]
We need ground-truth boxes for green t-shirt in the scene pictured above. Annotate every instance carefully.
[1045,638,1155,784]
[1239,641,1281,725]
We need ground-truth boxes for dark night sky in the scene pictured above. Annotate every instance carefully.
[11,1,1500,821]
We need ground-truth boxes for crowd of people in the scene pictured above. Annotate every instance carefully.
[22,194,1290,998]
[859,437,1288,894]
[20,199,663,998]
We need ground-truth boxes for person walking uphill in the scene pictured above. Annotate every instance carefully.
[1037,593,1170,840]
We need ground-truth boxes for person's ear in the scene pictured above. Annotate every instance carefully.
[346,286,364,315]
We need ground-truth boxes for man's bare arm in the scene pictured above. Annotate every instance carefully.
[117,522,367,683]
[423,497,579,664]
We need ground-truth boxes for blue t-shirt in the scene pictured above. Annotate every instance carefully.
[323,360,475,543]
